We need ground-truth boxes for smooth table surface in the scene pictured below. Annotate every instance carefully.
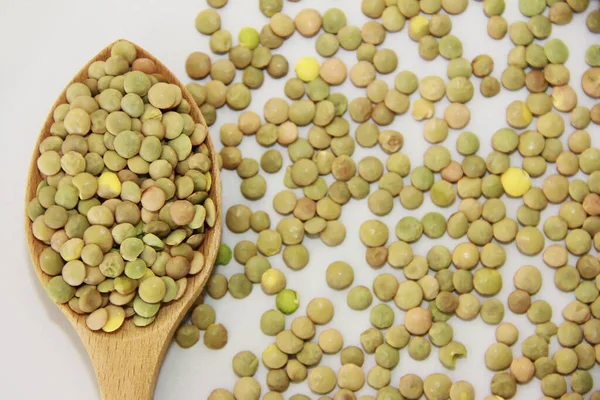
[0,0,598,399]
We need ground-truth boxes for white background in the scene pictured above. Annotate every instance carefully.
[0,0,599,399]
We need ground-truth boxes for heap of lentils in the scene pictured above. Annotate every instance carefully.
[197,0,598,398]
[27,40,217,332]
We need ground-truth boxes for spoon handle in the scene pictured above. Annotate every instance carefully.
[85,332,168,400]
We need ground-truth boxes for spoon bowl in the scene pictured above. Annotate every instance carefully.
[24,40,222,400]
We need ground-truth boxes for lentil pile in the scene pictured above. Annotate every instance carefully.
[32,0,600,397]
[27,40,217,332]
[180,0,600,398]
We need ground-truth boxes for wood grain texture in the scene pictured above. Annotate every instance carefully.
[24,40,222,400]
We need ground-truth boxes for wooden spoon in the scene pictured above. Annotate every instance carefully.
[24,40,222,400]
